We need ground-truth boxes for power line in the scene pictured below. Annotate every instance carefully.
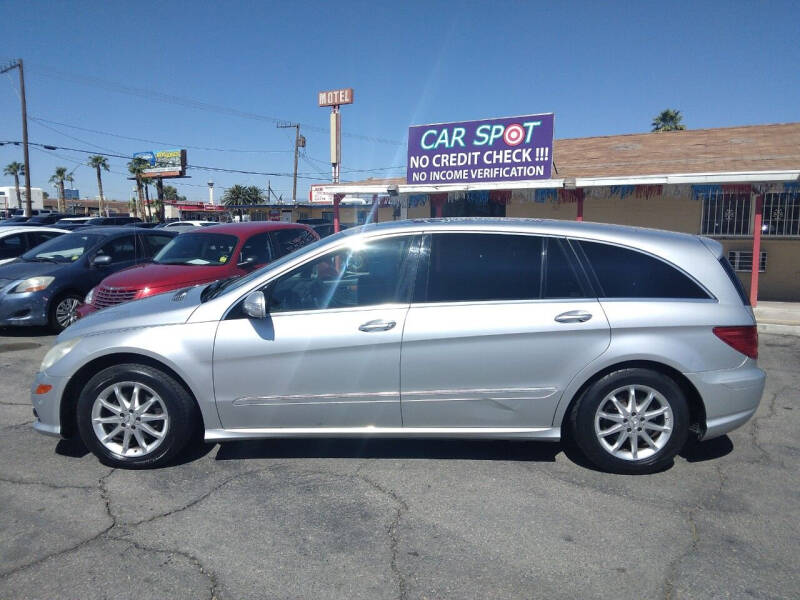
[30,117,295,154]
[28,63,404,146]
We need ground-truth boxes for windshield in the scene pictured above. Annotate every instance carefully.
[154,233,238,266]
[20,232,104,263]
[204,228,352,300]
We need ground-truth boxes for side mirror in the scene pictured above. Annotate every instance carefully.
[237,256,256,268]
[92,254,112,267]
[242,290,267,319]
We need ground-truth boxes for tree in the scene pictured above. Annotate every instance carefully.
[3,161,25,210]
[162,185,186,202]
[223,185,263,221]
[88,155,109,217]
[651,109,686,132]
[127,158,149,218]
[49,167,68,213]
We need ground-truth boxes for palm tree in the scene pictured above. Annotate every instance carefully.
[651,109,686,132]
[49,167,68,213]
[127,158,149,218]
[223,185,264,220]
[88,155,109,217]
[3,162,25,210]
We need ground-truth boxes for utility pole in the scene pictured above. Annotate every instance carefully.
[1,59,32,216]
[277,122,305,204]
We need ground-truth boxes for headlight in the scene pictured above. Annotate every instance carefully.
[85,287,97,305]
[40,338,81,372]
[13,276,55,294]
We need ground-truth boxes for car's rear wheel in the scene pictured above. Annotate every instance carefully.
[49,293,83,332]
[76,363,199,469]
[569,368,689,474]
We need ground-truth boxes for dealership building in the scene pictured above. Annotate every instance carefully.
[310,122,800,302]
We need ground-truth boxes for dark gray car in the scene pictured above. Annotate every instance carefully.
[0,227,176,331]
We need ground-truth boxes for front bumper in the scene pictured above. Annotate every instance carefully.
[76,302,97,319]
[686,362,766,440]
[31,370,68,438]
[0,289,50,327]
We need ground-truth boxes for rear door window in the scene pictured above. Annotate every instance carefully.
[0,233,26,259]
[577,240,709,299]
[271,228,318,257]
[420,233,543,303]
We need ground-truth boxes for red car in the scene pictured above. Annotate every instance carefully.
[77,222,318,318]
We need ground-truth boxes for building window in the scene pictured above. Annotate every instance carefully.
[762,192,800,237]
[728,250,767,273]
[701,193,751,237]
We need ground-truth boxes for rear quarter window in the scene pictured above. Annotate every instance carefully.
[578,240,710,299]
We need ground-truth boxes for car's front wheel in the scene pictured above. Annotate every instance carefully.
[49,293,83,332]
[569,368,689,474]
[76,363,199,468]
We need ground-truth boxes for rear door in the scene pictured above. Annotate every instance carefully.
[400,232,610,428]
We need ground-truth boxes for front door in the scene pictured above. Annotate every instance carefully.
[400,232,610,428]
[213,234,420,429]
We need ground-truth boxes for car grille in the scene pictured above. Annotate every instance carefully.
[93,286,138,309]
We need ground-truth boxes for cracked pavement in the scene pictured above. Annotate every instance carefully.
[0,330,798,599]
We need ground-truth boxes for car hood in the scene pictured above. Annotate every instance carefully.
[100,262,229,291]
[59,283,206,341]
[0,259,68,282]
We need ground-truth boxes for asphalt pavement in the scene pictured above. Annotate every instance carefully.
[0,328,798,599]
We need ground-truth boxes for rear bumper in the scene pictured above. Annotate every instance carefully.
[685,363,766,440]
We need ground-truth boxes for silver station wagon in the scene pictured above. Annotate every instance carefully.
[32,218,765,474]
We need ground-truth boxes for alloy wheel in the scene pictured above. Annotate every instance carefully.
[91,382,170,458]
[593,384,674,461]
[55,297,80,329]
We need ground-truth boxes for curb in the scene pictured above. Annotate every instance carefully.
[757,322,800,336]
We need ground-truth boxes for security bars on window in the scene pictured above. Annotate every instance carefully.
[762,192,800,237]
[701,193,751,237]
[728,250,767,273]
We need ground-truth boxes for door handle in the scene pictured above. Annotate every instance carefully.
[359,319,397,332]
[554,310,592,323]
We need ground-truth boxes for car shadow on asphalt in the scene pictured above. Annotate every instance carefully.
[679,435,733,462]
[0,326,55,339]
[214,438,562,463]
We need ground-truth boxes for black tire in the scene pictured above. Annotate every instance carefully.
[49,292,83,332]
[569,368,689,475]
[76,363,199,469]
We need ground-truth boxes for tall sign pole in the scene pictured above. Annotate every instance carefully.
[1,58,32,216]
[318,88,354,184]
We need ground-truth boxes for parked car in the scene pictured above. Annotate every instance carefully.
[0,216,32,226]
[0,226,67,266]
[53,217,95,231]
[25,214,67,226]
[77,222,318,318]
[163,220,218,228]
[0,227,176,331]
[310,223,335,238]
[31,218,765,472]
[76,216,143,228]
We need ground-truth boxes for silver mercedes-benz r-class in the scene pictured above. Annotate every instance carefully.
[31,218,765,474]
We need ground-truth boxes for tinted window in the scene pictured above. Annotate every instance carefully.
[28,231,63,247]
[543,239,584,299]
[269,235,415,312]
[240,232,273,265]
[0,234,25,258]
[96,234,137,263]
[142,234,174,257]
[719,256,750,305]
[578,240,709,299]
[272,228,317,257]
[423,233,542,303]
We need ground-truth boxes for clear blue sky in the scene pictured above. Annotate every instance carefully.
[1,0,798,203]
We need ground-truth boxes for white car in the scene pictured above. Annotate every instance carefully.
[0,226,68,265]
[164,220,219,228]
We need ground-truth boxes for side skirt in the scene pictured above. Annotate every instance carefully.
[205,426,562,442]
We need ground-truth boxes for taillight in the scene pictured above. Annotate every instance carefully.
[713,326,758,359]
